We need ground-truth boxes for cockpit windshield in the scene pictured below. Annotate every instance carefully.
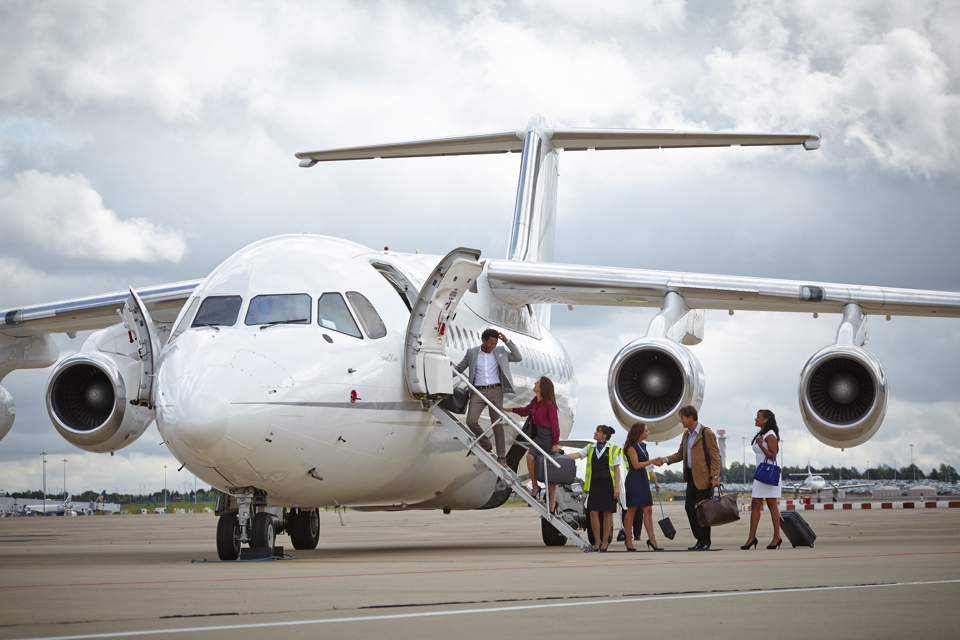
[245,294,311,326]
[192,295,243,328]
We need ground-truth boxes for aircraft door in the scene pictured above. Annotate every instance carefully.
[119,287,162,408]
[404,248,482,399]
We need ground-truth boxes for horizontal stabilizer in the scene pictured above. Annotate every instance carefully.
[296,127,819,166]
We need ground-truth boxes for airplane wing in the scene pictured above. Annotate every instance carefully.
[484,260,960,318]
[0,280,201,338]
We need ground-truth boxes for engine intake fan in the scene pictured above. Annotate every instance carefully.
[799,345,887,449]
[608,338,705,442]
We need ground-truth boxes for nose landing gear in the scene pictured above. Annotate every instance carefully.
[214,489,288,560]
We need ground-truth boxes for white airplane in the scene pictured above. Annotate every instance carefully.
[786,467,872,501]
[1,115,959,558]
[24,493,75,515]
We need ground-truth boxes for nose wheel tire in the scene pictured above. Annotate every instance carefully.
[288,508,321,550]
[540,517,568,546]
[216,513,241,561]
[251,512,276,550]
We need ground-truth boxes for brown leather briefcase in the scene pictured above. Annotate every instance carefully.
[695,485,741,528]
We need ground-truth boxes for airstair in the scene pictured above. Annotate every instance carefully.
[404,247,592,552]
[429,369,593,552]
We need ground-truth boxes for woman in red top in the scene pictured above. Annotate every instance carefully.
[511,376,560,512]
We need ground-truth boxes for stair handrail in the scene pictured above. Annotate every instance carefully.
[450,366,560,468]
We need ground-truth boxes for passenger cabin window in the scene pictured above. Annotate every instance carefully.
[345,291,387,339]
[170,297,200,340]
[192,295,242,328]
[245,294,311,326]
[317,292,362,339]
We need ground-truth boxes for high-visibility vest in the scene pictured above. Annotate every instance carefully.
[584,443,621,492]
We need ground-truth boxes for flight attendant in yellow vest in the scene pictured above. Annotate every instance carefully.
[568,425,622,552]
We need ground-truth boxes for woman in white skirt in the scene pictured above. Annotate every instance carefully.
[741,409,782,550]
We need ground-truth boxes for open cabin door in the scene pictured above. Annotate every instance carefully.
[119,287,161,408]
[404,248,483,399]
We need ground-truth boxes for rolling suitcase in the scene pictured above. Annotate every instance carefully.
[534,454,576,485]
[780,511,816,548]
[656,489,676,540]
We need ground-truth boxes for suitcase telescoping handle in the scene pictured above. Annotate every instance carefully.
[656,486,666,520]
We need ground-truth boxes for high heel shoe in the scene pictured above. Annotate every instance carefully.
[740,538,758,550]
[767,538,782,549]
[646,540,664,551]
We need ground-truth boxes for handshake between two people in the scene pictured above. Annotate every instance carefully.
[650,457,668,467]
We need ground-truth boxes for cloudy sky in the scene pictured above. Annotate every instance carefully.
[1,1,958,496]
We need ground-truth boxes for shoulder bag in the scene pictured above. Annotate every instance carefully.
[695,429,740,528]
[754,453,781,486]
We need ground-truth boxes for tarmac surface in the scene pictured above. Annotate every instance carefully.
[1,503,958,639]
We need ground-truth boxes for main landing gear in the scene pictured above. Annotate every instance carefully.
[214,490,321,560]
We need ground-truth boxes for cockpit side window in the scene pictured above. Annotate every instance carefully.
[317,293,362,339]
[245,294,311,326]
[170,297,200,341]
[192,295,243,328]
[345,291,387,339]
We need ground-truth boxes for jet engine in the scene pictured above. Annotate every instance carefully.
[0,384,13,442]
[798,344,887,449]
[608,338,705,442]
[45,324,154,453]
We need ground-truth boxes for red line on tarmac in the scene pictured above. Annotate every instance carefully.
[2,551,959,590]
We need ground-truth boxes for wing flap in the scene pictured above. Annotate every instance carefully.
[485,260,960,317]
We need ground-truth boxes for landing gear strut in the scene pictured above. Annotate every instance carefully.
[214,489,285,560]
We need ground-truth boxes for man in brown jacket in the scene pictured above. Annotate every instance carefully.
[664,405,722,550]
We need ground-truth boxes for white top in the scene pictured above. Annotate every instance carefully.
[475,349,501,386]
[577,442,623,466]
[753,432,777,465]
[685,423,701,469]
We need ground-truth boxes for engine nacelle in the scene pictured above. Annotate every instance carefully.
[608,338,705,442]
[0,384,13,441]
[798,345,888,449]
[45,325,154,453]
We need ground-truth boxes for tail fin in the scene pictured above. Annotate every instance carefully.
[96,491,106,505]
[295,119,819,330]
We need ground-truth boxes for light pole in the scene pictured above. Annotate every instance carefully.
[910,444,914,481]
[61,459,68,500]
[163,466,168,513]
[742,437,746,484]
[893,460,897,481]
[40,452,47,513]
[194,474,197,514]
[866,461,870,480]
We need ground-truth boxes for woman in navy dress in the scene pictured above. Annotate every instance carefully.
[623,422,664,551]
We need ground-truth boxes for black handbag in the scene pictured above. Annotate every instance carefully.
[521,415,537,440]
[438,386,470,414]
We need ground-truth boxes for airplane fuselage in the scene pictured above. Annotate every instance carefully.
[154,235,577,511]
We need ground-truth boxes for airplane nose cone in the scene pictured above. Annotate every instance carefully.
[155,363,270,466]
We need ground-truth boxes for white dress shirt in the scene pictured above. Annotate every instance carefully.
[474,349,501,386]
[577,442,623,466]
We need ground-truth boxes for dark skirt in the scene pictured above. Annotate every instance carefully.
[527,424,553,459]
[586,456,617,513]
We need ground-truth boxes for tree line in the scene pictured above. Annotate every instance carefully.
[652,462,959,484]
[7,488,222,503]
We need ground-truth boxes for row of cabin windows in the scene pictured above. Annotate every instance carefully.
[171,291,387,341]
[444,324,571,381]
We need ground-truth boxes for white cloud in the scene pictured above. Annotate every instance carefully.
[0,170,186,263]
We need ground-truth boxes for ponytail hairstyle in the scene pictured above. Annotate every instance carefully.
[754,409,780,444]
[624,422,646,449]
[538,376,556,408]
[597,425,617,443]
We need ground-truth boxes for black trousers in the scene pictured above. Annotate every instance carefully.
[685,479,714,545]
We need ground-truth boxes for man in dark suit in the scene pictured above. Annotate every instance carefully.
[664,405,722,550]
[455,328,522,466]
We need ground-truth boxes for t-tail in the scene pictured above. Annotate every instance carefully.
[296,116,820,329]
